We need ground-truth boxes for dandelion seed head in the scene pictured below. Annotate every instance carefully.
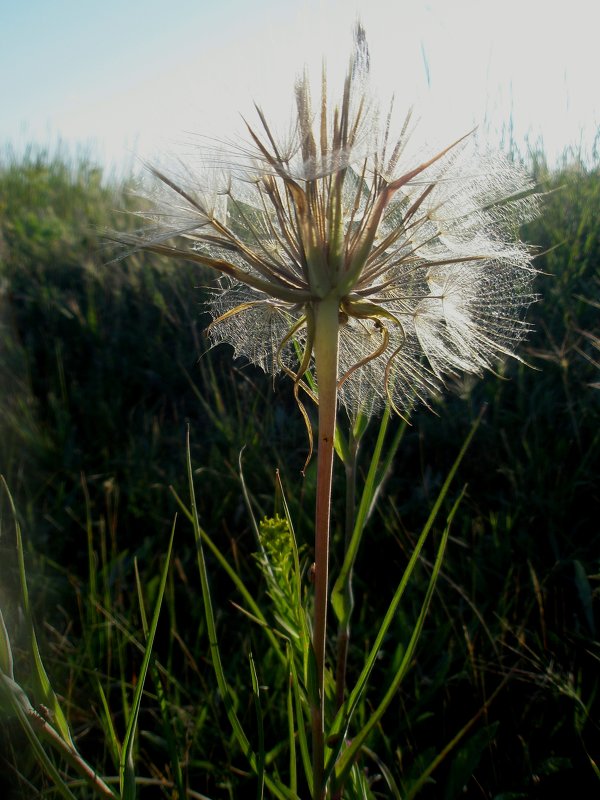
[122,25,540,420]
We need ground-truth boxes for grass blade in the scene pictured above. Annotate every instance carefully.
[0,672,117,799]
[0,607,14,678]
[170,484,286,666]
[326,410,483,783]
[332,488,465,791]
[185,426,293,800]
[286,646,298,797]
[95,678,122,771]
[250,652,265,800]
[331,407,398,625]
[1,476,74,746]
[290,646,312,797]
[119,518,176,800]
[404,681,508,800]
[0,674,78,800]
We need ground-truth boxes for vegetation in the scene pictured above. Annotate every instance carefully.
[0,145,598,798]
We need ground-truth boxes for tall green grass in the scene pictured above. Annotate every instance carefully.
[0,145,598,797]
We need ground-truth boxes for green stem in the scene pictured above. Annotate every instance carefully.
[335,431,359,710]
[311,295,340,800]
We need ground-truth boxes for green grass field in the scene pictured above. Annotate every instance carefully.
[0,144,598,798]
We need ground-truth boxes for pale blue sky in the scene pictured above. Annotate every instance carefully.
[2,0,599,173]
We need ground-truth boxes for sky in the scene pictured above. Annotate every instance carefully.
[1,0,599,175]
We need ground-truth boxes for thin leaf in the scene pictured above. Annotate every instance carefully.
[327,409,482,786]
[332,488,465,790]
[95,678,122,769]
[0,676,79,800]
[331,406,393,624]
[185,427,293,800]
[0,672,117,799]
[442,722,499,800]
[134,557,149,637]
[169,485,286,667]
[0,607,14,679]
[250,652,265,800]
[1,476,74,746]
[334,424,351,465]
[405,680,508,800]
[290,647,312,797]
[286,646,298,797]
[120,518,176,800]
[152,664,186,800]
[362,745,403,799]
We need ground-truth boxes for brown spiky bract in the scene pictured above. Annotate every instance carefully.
[122,25,540,420]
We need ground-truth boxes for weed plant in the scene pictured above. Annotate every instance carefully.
[0,132,599,797]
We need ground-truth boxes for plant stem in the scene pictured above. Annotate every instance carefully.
[311,295,340,800]
[25,703,117,798]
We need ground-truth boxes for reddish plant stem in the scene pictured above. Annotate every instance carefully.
[311,295,340,800]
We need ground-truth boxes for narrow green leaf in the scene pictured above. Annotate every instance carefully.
[331,409,389,624]
[170,484,286,666]
[1,476,74,746]
[405,680,508,800]
[238,447,262,545]
[0,672,117,799]
[334,424,351,465]
[361,745,402,799]
[95,678,122,770]
[351,409,370,442]
[443,722,499,800]
[331,407,405,626]
[81,474,99,630]
[185,427,293,800]
[290,648,312,797]
[331,489,466,790]
[286,646,298,797]
[250,652,265,800]
[0,607,14,679]
[152,665,186,800]
[0,675,78,800]
[329,410,482,765]
[120,518,176,800]
[134,557,149,637]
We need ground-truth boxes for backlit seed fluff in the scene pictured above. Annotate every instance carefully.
[121,25,540,419]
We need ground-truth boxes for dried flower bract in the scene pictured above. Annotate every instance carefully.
[121,25,540,420]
